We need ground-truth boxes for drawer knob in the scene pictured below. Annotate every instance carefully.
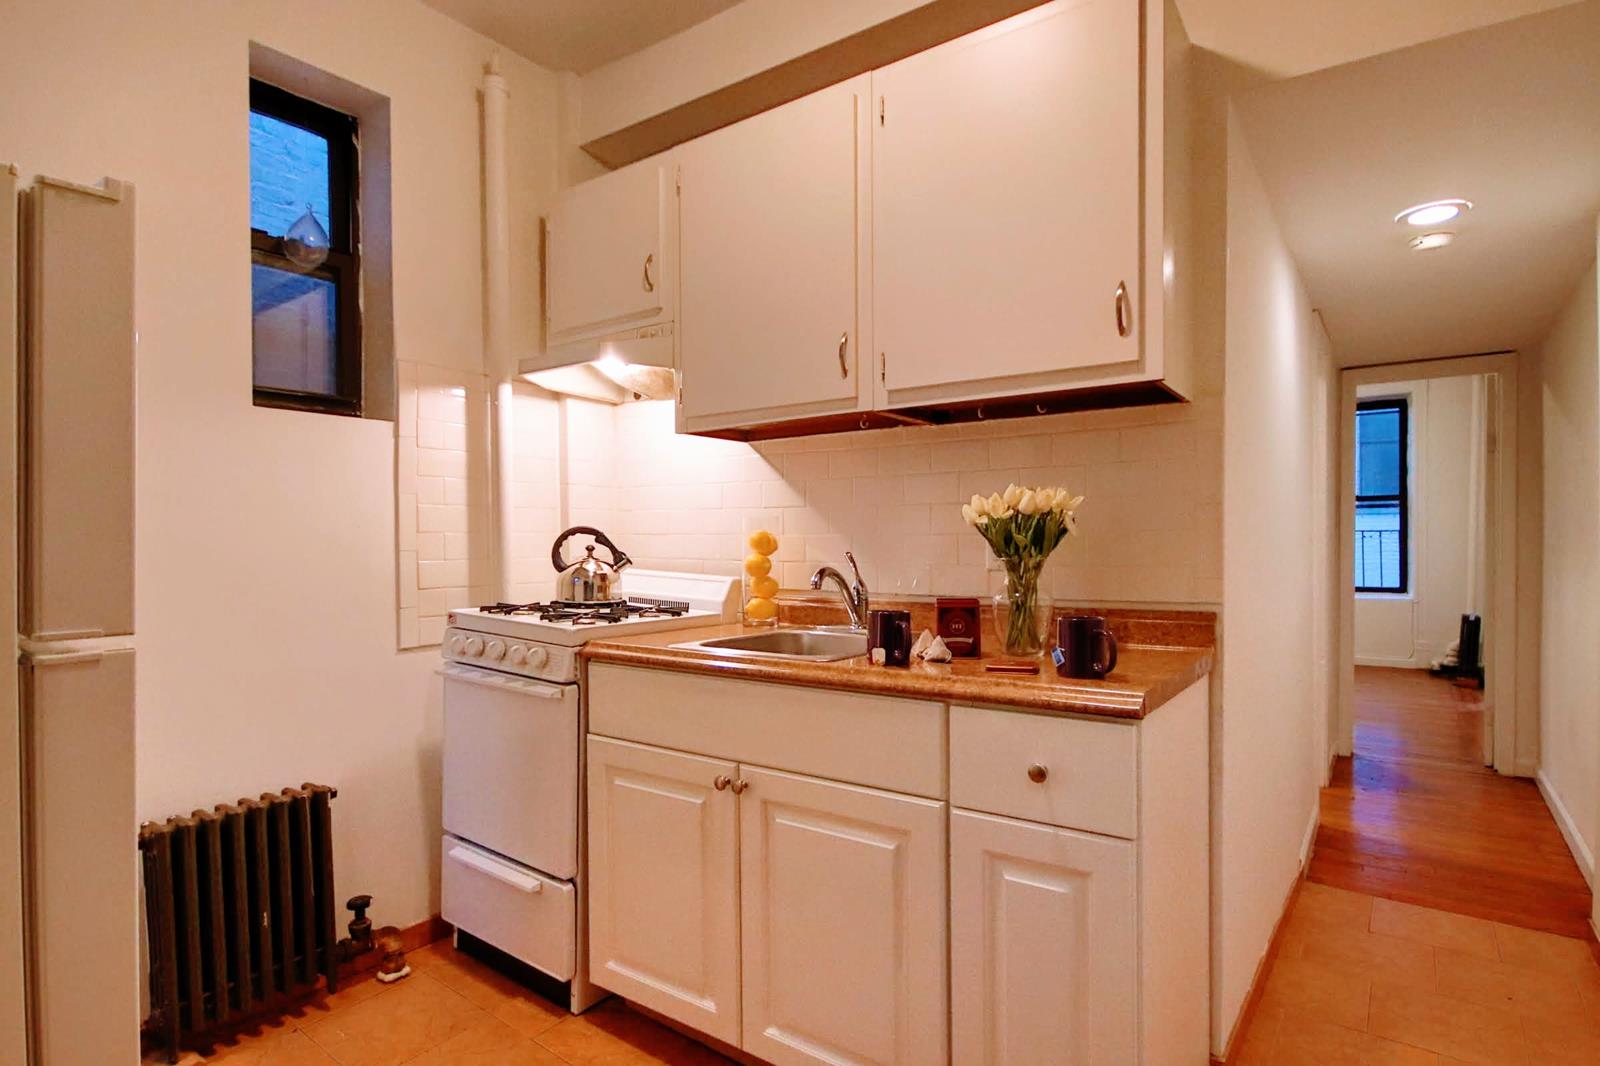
[713,775,731,792]
[1027,764,1049,784]
[731,779,750,795]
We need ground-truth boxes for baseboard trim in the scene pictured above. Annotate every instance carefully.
[1213,865,1307,1064]
[1535,770,1595,889]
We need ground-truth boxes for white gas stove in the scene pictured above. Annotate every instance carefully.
[443,569,738,682]
[438,568,737,1011]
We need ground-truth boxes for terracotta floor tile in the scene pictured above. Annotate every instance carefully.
[535,1000,733,1065]
[299,972,486,1066]
[1368,982,1525,1065]
[401,1014,569,1066]
[413,947,568,1040]
[1259,954,1373,1032]
[1491,922,1600,980]
[204,1029,341,1066]
[1292,882,1379,932]
[1518,1007,1600,1066]
[1294,927,1438,988]
[1359,1033,1441,1065]
[1371,899,1500,960]
[1231,1005,1282,1066]
[1433,947,1590,1023]
[293,976,394,1027]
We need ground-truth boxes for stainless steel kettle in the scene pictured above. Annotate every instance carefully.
[551,526,632,603]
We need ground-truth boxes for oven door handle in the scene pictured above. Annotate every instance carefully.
[438,663,568,699]
[446,844,543,894]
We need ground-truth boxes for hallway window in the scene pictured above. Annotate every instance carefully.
[1355,398,1408,592]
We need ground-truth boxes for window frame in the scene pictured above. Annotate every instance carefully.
[1354,397,1410,594]
[249,78,362,416]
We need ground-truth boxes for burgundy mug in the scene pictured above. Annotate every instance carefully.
[1052,615,1119,679]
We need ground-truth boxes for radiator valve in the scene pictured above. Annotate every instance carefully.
[339,894,374,961]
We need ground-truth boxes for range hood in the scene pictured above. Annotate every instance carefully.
[519,323,676,403]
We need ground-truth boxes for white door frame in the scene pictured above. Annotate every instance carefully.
[1337,351,1526,774]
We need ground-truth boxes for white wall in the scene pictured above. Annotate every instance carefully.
[1353,376,1486,668]
[0,0,560,931]
[1215,106,1330,1049]
[1537,252,1599,888]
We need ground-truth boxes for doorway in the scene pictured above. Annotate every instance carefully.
[1336,352,1524,773]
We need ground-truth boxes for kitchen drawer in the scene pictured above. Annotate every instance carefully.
[949,705,1137,839]
[440,835,575,981]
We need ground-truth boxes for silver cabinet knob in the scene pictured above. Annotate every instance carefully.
[1027,764,1049,784]
[713,775,731,791]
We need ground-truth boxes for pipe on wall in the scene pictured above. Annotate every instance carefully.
[481,55,514,601]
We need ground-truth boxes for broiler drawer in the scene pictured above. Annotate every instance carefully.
[440,835,575,981]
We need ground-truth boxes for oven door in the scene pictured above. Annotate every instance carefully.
[441,662,578,879]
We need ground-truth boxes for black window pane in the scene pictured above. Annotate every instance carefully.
[252,263,338,396]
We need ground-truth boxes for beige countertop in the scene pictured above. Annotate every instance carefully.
[579,612,1214,721]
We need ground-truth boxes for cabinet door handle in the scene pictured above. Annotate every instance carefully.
[1027,764,1049,784]
[713,775,731,791]
[730,779,750,795]
[643,253,656,293]
[838,332,849,378]
[1114,281,1131,338]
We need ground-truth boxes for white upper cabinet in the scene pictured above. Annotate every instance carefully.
[873,0,1143,405]
[547,159,672,343]
[676,76,870,431]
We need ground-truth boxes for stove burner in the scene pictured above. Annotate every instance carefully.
[474,598,691,624]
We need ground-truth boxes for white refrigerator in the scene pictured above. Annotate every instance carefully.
[4,169,140,1064]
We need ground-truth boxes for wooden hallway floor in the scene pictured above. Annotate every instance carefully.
[1308,667,1594,939]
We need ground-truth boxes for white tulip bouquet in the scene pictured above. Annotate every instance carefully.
[961,484,1084,655]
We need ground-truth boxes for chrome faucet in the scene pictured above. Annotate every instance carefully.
[810,551,870,630]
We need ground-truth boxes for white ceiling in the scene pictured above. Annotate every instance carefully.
[1174,0,1584,79]
[1234,0,1600,366]
[420,0,742,73]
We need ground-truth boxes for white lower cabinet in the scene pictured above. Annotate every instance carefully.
[586,734,948,1064]
[739,766,947,1066]
[586,737,742,1045]
[950,809,1137,1065]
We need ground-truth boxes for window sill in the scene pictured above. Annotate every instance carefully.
[1355,591,1413,602]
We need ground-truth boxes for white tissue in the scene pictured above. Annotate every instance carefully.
[870,647,887,665]
[910,629,934,659]
[922,636,954,663]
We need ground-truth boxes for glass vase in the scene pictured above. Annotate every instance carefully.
[992,560,1052,657]
[741,517,781,627]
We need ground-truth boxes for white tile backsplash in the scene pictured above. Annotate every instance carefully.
[554,393,1224,605]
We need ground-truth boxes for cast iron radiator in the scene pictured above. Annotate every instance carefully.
[138,784,339,1062]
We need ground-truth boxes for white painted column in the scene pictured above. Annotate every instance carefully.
[481,56,515,601]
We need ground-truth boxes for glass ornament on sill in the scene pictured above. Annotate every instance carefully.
[283,204,331,270]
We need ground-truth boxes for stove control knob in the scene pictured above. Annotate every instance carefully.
[524,646,548,668]
[485,640,506,661]
[463,636,484,658]
[509,644,528,665]
[446,635,464,656]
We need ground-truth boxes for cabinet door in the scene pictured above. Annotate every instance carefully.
[738,765,946,1066]
[874,0,1142,401]
[678,75,868,429]
[951,809,1137,1066]
[586,736,741,1044]
[548,160,669,341]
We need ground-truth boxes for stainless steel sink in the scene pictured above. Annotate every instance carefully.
[671,627,869,662]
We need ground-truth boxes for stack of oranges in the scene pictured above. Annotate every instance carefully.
[744,530,780,623]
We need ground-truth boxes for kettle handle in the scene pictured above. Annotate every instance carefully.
[551,526,633,573]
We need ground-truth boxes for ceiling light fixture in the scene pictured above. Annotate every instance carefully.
[1408,232,1455,251]
[1394,199,1472,226]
